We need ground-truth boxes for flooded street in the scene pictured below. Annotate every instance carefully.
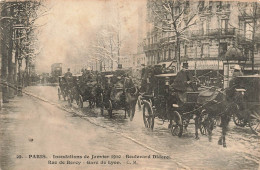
[0,86,259,170]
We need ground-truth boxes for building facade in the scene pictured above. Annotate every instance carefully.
[144,0,260,73]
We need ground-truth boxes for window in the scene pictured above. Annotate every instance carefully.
[184,45,188,57]
[202,20,207,35]
[217,1,223,11]
[201,44,209,57]
[219,43,227,57]
[199,1,205,12]
[221,19,228,34]
[164,50,167,60]
[245,22,253,40]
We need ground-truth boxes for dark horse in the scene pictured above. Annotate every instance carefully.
[124,77,139,121]
[195,87,242,147]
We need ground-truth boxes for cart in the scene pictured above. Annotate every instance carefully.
[99,69,133,118]
[232,75,260,135]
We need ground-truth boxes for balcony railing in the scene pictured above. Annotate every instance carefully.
[216,4,231,13]
[159,36,176,44]
[143,43,160,51]
[191,28,235,37]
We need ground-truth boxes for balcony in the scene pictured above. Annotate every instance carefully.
[190,28,236,38]
[237,32,260,44]
[143,43,159,51]
[216,4,231,14]
[159,36,176,44]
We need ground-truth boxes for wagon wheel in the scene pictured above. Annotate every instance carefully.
[171,111,183,137]
[78,95,83,108]
[200,123,208,135]
[199,111,208,135]
[142,100,154,130]
[233,111,246,127]
[100,93,104,116]
[137,95,143,111]
[108,100,113,118]
[249,109,260,135]
[58,88,61,100]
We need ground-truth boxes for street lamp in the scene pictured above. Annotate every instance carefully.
[17,56,23,96]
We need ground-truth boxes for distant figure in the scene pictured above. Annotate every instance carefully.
[64,68,72,79]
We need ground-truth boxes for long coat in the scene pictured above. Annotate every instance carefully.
[170,69,194,92]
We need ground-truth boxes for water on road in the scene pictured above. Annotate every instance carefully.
[0,85,259,170]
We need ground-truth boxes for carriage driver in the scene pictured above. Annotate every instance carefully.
[169,62,196,104]
[64,68,72,79]
[226,64,244,101]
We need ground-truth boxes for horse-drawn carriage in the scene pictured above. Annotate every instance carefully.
[58,76,73,104]
[68,74,96,108]
[139,64,243,147]
[140,71,203,137]
[97,69,138,119]
[231,75,260,135]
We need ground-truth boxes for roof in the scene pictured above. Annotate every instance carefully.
[155,73,177,77]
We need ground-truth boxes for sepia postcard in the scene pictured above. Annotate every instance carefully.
[0,0,259,169]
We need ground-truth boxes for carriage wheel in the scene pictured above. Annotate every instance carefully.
[233,112,246,127]
[89,97,95,108]
[142,100,154,130]
[249,110,260,135]
[108,100,113,118]
[78,95,83,108]
[200,123,208,135]
[58,88,61,100]
[137,95,142,111]
[171,111,183,137]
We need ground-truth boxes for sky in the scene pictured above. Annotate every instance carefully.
[34,0,147,73]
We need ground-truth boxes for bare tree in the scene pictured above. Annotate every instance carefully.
[147,0,201,71]
[236,2,260,71]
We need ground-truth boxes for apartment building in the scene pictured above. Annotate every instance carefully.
[144,0,260,73]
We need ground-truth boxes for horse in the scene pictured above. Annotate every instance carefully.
[124,76,139,121]
[195,87,242,147]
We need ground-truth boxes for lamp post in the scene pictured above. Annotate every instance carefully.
[17,56,23,96]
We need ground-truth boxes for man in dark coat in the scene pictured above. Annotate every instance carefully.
[226,65,243,101]
[170,62,195,103]
[64,68,72,78]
